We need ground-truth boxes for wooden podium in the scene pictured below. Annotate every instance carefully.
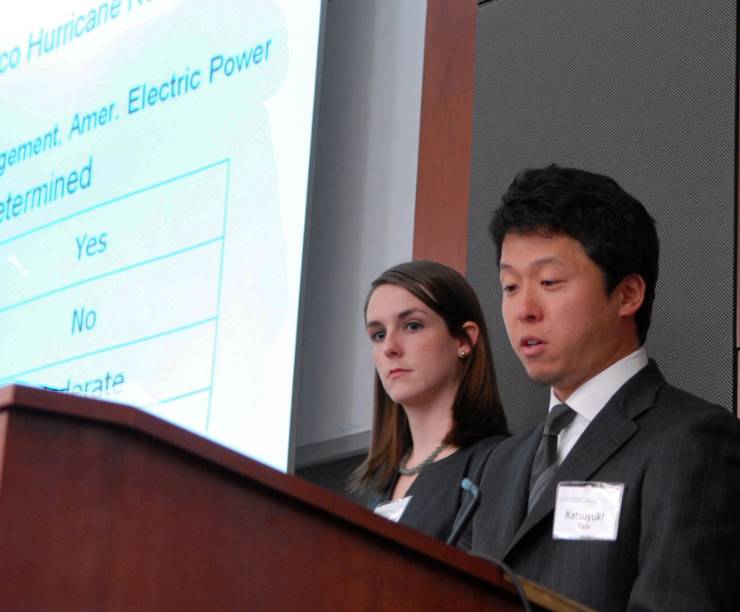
[0,385,585,611]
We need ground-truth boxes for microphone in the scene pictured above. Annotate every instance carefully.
[446,477,481,546]
[448,478,534,612]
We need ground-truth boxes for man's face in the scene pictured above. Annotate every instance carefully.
[499,231,638,401]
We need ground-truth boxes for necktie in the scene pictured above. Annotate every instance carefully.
[527,403,576,512]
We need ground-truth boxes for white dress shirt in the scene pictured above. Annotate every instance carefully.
[549,347,649,465]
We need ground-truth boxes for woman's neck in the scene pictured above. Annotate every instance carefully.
[403,394,457,464]
[390,391,459,500]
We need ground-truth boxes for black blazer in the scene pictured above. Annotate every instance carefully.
[465,362,740,611]
[370,435,504,541]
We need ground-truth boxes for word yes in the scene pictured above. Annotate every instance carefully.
[76,232,108,259]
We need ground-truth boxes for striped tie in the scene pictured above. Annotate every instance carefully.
[528,404,576,512]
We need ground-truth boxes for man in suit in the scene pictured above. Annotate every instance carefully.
[464,165,740,610]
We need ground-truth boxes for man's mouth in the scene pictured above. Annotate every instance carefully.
[520,337,546,356]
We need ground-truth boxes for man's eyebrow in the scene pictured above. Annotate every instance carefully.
[366,307,428,329]
[500,256,566,271]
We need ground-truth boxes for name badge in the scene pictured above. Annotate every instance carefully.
[374,496,412,523]
[553,481,624,541]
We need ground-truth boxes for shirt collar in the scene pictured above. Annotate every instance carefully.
[548,347,649,421]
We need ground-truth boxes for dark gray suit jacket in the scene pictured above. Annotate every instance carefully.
[464,361,740,611]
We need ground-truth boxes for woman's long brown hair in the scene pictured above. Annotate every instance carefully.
[352,260,508,493]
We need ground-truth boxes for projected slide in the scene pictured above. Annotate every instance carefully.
[0,0,323,470]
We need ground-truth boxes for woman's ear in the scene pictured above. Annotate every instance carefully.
[459,321,480,357]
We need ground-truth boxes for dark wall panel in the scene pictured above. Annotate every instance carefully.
[468,0,736,431]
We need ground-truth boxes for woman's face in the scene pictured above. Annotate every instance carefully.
[365,284,469,410]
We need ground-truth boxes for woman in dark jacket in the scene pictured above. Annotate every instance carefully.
[353,260,508,541]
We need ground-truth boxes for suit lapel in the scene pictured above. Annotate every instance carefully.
[478,425,541,557]
[504,362,665,557]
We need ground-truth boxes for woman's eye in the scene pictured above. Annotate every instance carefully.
[501,283,517,294]
[541,279,560,287]
[404,321,423,332]
[370,330,385,342]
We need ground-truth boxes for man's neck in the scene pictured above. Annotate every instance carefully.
[550,347,649,418]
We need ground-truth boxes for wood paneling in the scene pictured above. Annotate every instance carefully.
[0,385,585,611]
[413,0,478,273]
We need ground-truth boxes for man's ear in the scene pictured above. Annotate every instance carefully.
[460,321,480,354]
[617,274,646,317]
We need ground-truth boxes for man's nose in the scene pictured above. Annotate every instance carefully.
[517,286,543,322]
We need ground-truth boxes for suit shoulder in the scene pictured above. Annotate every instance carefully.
[474,424,541,481]
[468,433,509,456]
[634,383,740,460]
[462,434,509,479]
[652,382,738,426]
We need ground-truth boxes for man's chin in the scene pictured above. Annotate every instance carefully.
[524,367,558,387]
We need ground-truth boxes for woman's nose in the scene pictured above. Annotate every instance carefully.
[383,330,402,356]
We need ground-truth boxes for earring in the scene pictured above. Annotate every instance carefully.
[458,350,468,359]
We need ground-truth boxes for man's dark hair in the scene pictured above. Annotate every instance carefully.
[489,164,659,344]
